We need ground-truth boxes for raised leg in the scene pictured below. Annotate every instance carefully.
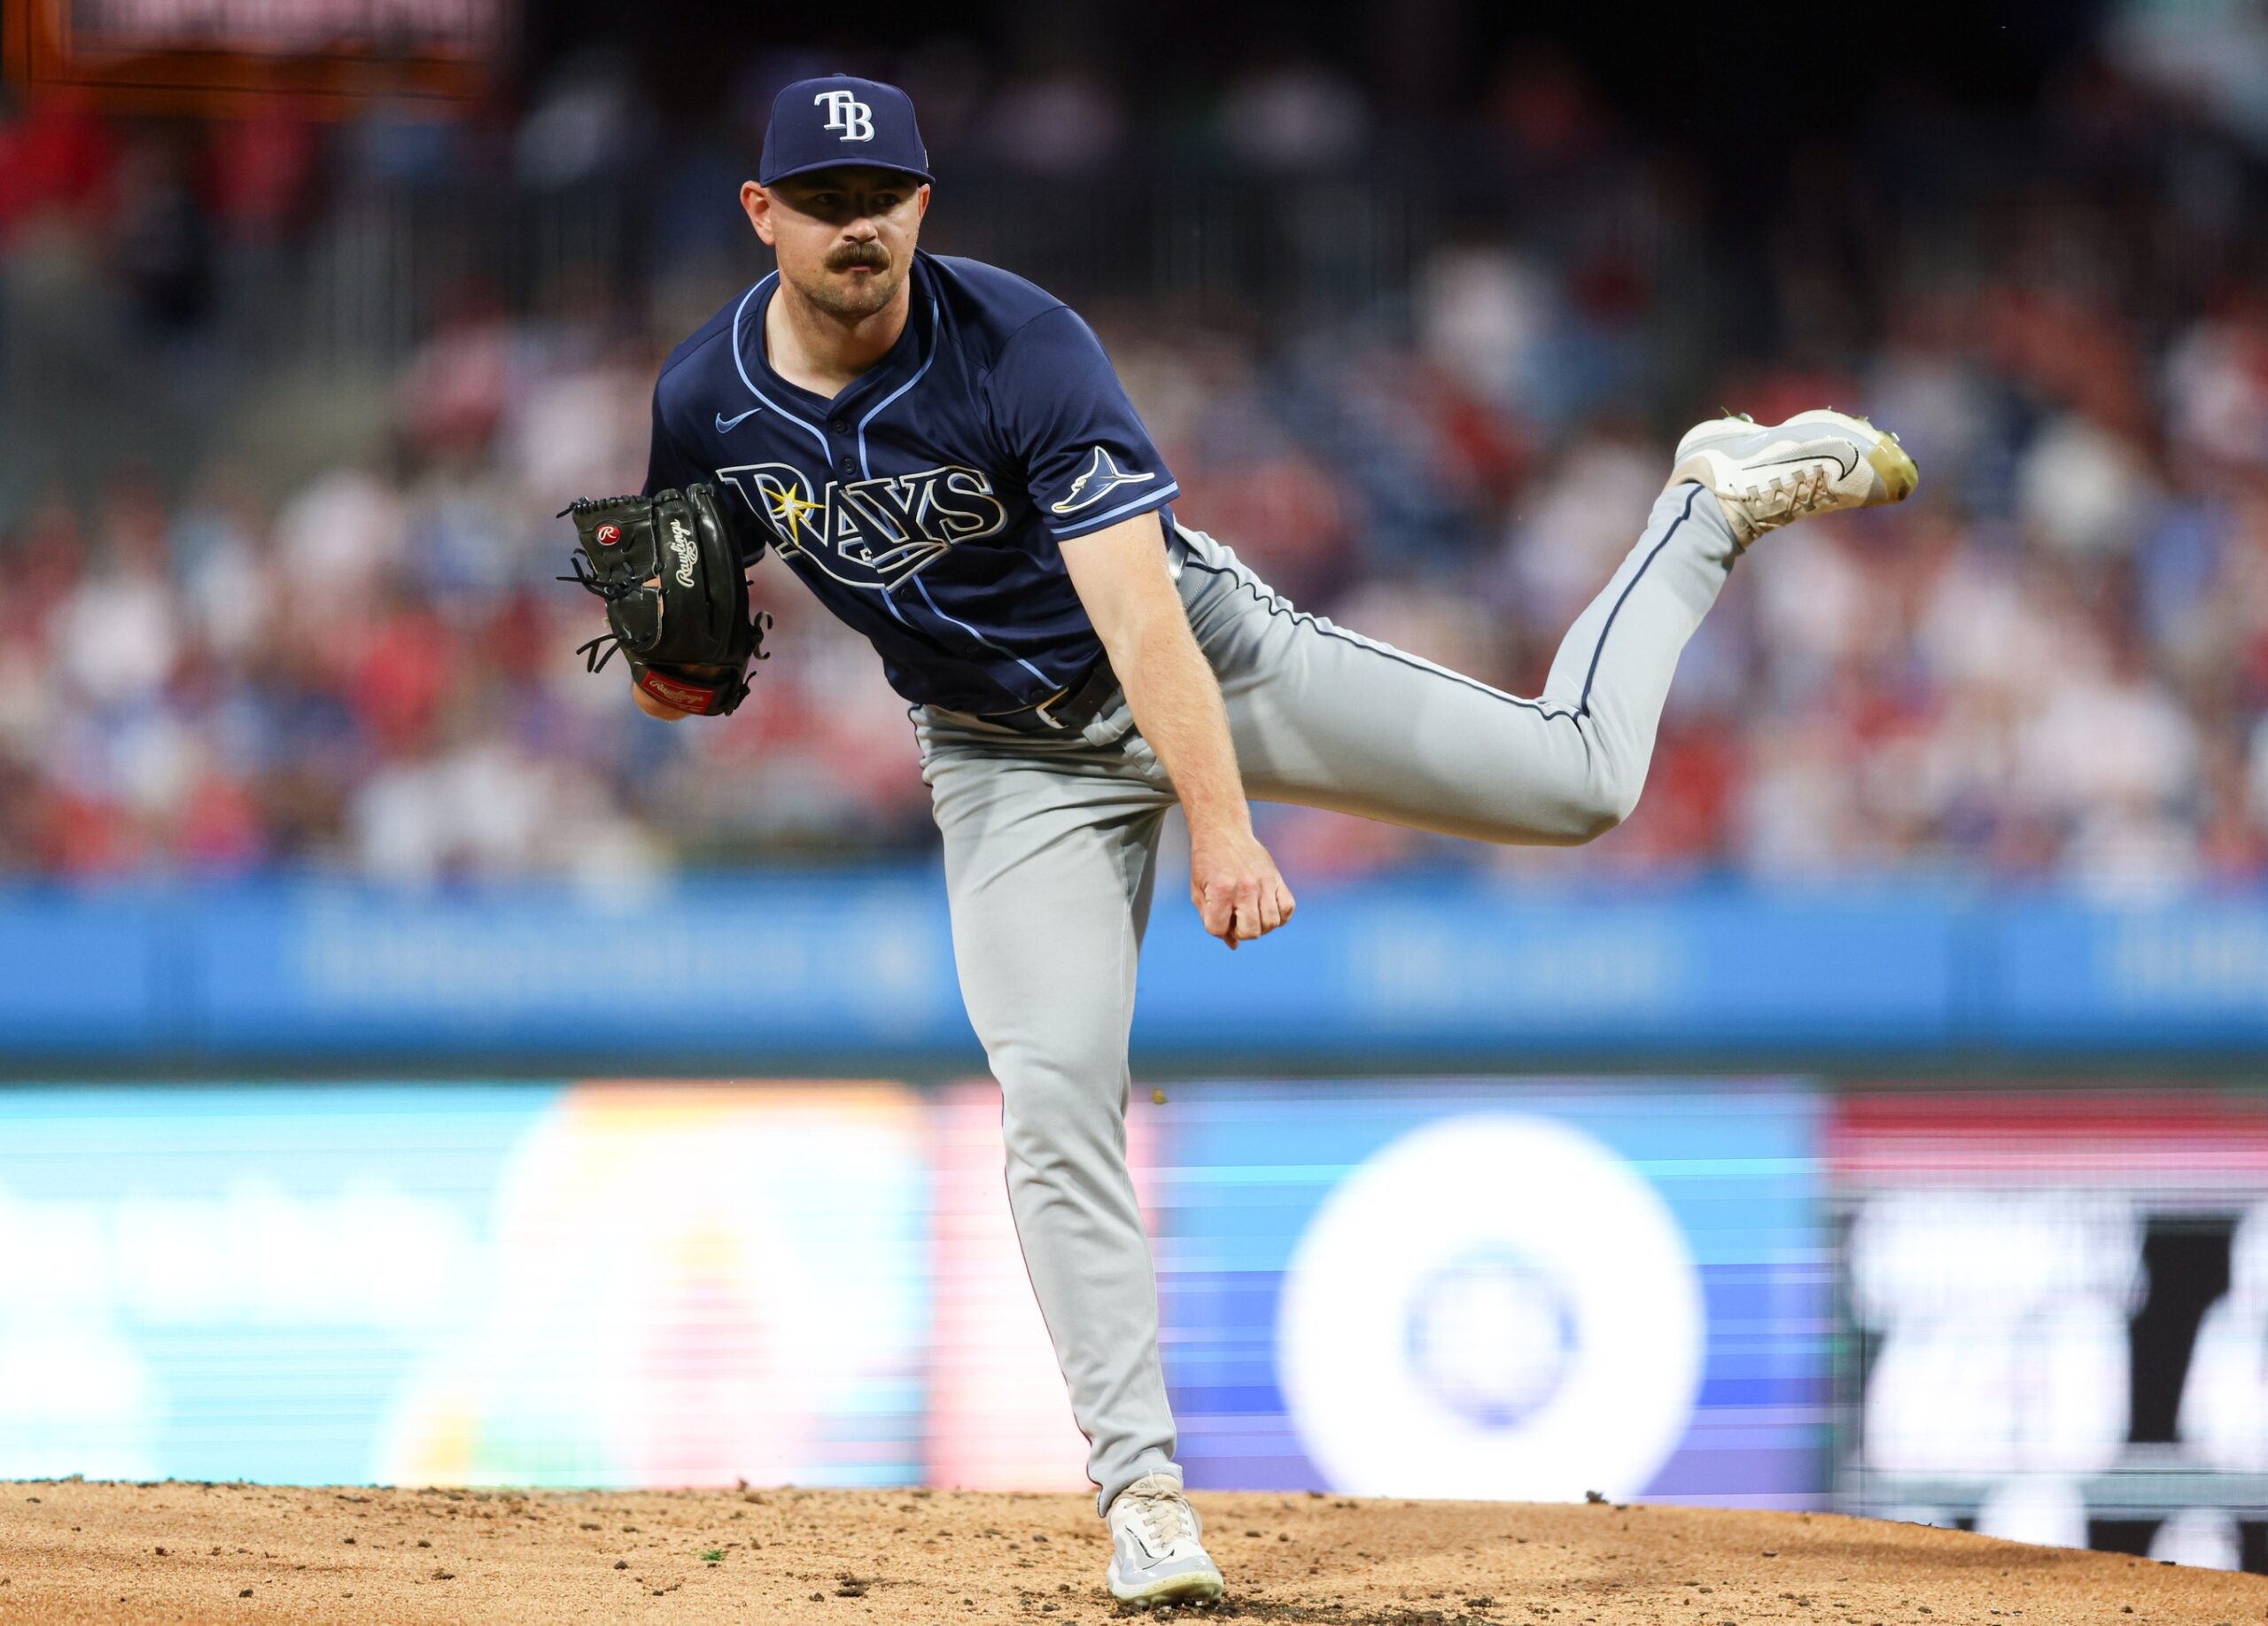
[1177,481,1740,844]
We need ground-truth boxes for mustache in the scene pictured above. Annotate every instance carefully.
[826,241,890,272]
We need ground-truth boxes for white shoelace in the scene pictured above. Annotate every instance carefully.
[1126,1490,1194,1550]
[1740,464,1834,532]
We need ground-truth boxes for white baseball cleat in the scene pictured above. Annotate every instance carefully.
[1666,408,1920,548]
[1105,1474,1225,1607]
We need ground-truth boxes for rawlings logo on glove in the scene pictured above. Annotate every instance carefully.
[557,485,771,716]
[668,518,698,587]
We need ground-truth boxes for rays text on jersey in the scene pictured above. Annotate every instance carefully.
[716,462,1009,591]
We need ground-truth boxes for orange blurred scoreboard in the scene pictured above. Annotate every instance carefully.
[4,0,510,115]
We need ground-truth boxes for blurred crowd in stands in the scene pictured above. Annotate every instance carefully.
[3,20,2267,889]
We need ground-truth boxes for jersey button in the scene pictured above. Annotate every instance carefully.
[828,417,849,433]
[839,456,857,473]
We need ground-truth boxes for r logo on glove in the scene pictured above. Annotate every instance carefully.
[556,485,770,717]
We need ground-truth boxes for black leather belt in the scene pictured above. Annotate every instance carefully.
[975,652,1123,735]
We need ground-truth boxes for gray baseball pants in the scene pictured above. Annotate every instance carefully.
[913,481,1736,1513]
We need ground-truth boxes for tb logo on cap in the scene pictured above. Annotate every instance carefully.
[814,89,874,143]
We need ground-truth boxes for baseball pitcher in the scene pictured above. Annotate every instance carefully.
[559,74,1918,1606]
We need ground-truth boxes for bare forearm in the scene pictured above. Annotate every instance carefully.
[1115,615,1248,837]
[1059,513,1293,946]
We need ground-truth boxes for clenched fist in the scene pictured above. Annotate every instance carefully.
[1190,822,1296,949]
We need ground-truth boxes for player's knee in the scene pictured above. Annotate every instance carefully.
[997,1052,1127,1171]
[1465,775,1634,847]
[1593,774,1643,839]
[1551,769,1641,844]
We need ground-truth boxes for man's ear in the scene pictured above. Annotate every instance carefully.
[916,183,931,222]
[742,181,775,245]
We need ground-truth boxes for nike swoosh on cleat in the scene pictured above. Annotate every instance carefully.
[1751,444,1857,479]
[716,408,763,432]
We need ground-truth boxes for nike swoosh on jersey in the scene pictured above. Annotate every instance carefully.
[1051,445,1156,515]
[717,408,764,433]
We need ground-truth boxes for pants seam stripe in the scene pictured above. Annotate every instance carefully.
[1176,554,1581,727]
[1576,482,1703,718]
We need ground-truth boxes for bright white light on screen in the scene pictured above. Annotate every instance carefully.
[1275,1113,1704,1501]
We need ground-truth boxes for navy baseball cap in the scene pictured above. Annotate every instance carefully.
[760,75,933,187]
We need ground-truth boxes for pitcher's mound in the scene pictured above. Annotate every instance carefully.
[1,1482,2261,1625]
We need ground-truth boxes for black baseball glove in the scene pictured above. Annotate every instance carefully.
[558,484,770,716]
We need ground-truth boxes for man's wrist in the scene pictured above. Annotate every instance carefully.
[1184,799,1254,846]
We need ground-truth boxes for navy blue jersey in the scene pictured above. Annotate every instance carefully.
[644,251,1178,712]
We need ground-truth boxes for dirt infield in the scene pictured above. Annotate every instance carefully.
[0,1482,2261,1626]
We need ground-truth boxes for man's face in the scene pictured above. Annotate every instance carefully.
[743,167,928,319]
